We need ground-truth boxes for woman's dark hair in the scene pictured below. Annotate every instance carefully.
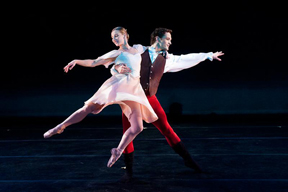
[150,28,172,45]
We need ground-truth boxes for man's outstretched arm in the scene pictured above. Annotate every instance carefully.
[164,51,224,73]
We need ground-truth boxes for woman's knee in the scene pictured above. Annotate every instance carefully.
[138,125,144,133]
[129,119,143,135]
[82,103,102,113]
[131,124,143,135]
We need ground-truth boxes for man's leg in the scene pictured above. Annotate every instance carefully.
[148,95,202,173]
[147,95,180,145]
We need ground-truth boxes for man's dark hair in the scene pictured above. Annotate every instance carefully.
[150,28,172,45]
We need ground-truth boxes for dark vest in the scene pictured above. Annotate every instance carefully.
[140,49,166,96]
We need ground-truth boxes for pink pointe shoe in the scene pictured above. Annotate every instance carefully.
[107,148,122,168]
[43,125,65,139]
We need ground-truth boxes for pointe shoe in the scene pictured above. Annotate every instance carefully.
[43,125,65,139]
[107,148,122,168]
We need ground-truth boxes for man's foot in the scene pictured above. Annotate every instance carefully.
[172,141,203,173]
[107,148,122,168]
[119,152,134,183]
[119,172,133,183]
[184,160,203,173]
[43,124,65,139]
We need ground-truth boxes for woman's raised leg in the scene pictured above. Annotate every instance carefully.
[43,103,103,138]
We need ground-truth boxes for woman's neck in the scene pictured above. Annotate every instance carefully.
[119,44,131,51]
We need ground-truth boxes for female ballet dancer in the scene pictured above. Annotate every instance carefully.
[43,27,158,168]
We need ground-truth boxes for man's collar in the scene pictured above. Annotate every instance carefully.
[148,46,164,54]
[148,46,156,53]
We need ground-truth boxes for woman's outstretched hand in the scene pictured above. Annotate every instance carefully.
[64,60,77,73]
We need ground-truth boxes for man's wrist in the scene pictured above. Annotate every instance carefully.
[207,52,213,61]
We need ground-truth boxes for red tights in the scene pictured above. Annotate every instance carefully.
[122,95,181,154]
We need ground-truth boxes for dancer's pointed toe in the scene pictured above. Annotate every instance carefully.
[43,125,65,139]
[107,148,122,168]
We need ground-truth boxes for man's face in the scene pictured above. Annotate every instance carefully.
[157,32,172,51]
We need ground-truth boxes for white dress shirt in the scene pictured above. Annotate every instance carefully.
[137,45,213,73]
[109,44,213,74]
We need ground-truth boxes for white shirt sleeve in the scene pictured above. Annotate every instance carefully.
[133,44,147,54]
[95,50,121,68]
[164,52,213,73]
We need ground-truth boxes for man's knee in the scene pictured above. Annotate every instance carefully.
[157,122,174,136]
[162,127,173,136]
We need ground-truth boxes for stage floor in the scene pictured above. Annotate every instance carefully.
[1,117,288,192]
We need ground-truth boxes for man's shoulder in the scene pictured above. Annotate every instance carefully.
[133,44,149,53]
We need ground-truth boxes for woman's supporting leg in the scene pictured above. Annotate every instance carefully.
[107,101,143,168]
[122,113,134,154]
[43,103,103,138]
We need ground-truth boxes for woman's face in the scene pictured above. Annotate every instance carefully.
[111,30,125,47]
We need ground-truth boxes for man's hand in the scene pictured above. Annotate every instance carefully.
[212,51,224,61]
[115,63,132,74]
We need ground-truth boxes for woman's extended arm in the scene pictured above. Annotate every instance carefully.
[63,50,120,73]
[64,58,117,73]
[63,59,92,73]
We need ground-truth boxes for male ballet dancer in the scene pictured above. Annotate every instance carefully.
[114,28,224,182]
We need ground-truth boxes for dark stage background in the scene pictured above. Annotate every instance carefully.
[2,2,287,119]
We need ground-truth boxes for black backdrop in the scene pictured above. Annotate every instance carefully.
[2,1,287,117]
